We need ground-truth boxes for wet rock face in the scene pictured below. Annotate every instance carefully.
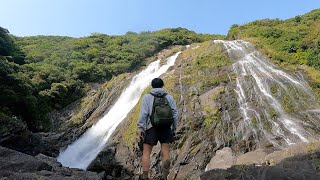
[0,146,101,180]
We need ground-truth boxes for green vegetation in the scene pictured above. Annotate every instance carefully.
[281,92,296,113]
[203,105,221,129]
[251,117,258,129]
[0,27,51,131]
[0,111,25,136]
[183,42,231,92]
[262,117,273,132]
[270,83,279,95]
[227,8,320,99]
[313,159,320,170]
[202,87,225,129]
[1,27,222,132]
[307,142,319,153]
[269,108,278,119]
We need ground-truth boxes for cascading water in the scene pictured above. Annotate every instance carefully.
[214,40,320,147]
[57,52,181,169]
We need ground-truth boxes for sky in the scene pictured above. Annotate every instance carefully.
[0,0,319,37]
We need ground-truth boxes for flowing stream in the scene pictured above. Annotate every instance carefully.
[57,52,181,169]
[215,40,320,147]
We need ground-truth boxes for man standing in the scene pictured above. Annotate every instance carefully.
[137,78,178,180]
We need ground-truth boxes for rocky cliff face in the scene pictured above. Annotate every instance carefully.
[88,40,320,179]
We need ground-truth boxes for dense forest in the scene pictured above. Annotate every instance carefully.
[0,27,223,132]
[228,8,320,98]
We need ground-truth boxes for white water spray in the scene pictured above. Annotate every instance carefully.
[57,52,181,169]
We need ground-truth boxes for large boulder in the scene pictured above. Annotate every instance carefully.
[235,149,269,165]
[201,142,320,179]
[0,146,102,180]
[0,146,52,173]
[205,147,236,171]
[201,152,320,180]
[265,142,320,165]
[0,130,63,156]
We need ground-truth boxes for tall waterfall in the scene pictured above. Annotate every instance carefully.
[57,52,181,169]
[215,40,320,147]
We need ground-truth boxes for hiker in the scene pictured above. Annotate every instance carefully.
[137,78,178,180]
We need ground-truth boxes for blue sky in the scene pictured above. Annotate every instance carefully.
[0,0,319,37]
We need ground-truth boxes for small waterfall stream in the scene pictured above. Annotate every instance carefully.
[215,40,320,147]
[57,52,181,169]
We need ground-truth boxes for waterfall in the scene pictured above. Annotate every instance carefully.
[214,40,320,147]
[57,52,181,169]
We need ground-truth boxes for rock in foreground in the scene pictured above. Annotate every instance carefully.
[202,143,320,180]
[0,146,101,180]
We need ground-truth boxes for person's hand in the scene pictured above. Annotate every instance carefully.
[137,131,145,140]
[137,131,145,151]
[171,130,176,141]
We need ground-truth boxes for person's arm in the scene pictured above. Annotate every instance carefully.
[168,96,178,133]
[137,95,149,134]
